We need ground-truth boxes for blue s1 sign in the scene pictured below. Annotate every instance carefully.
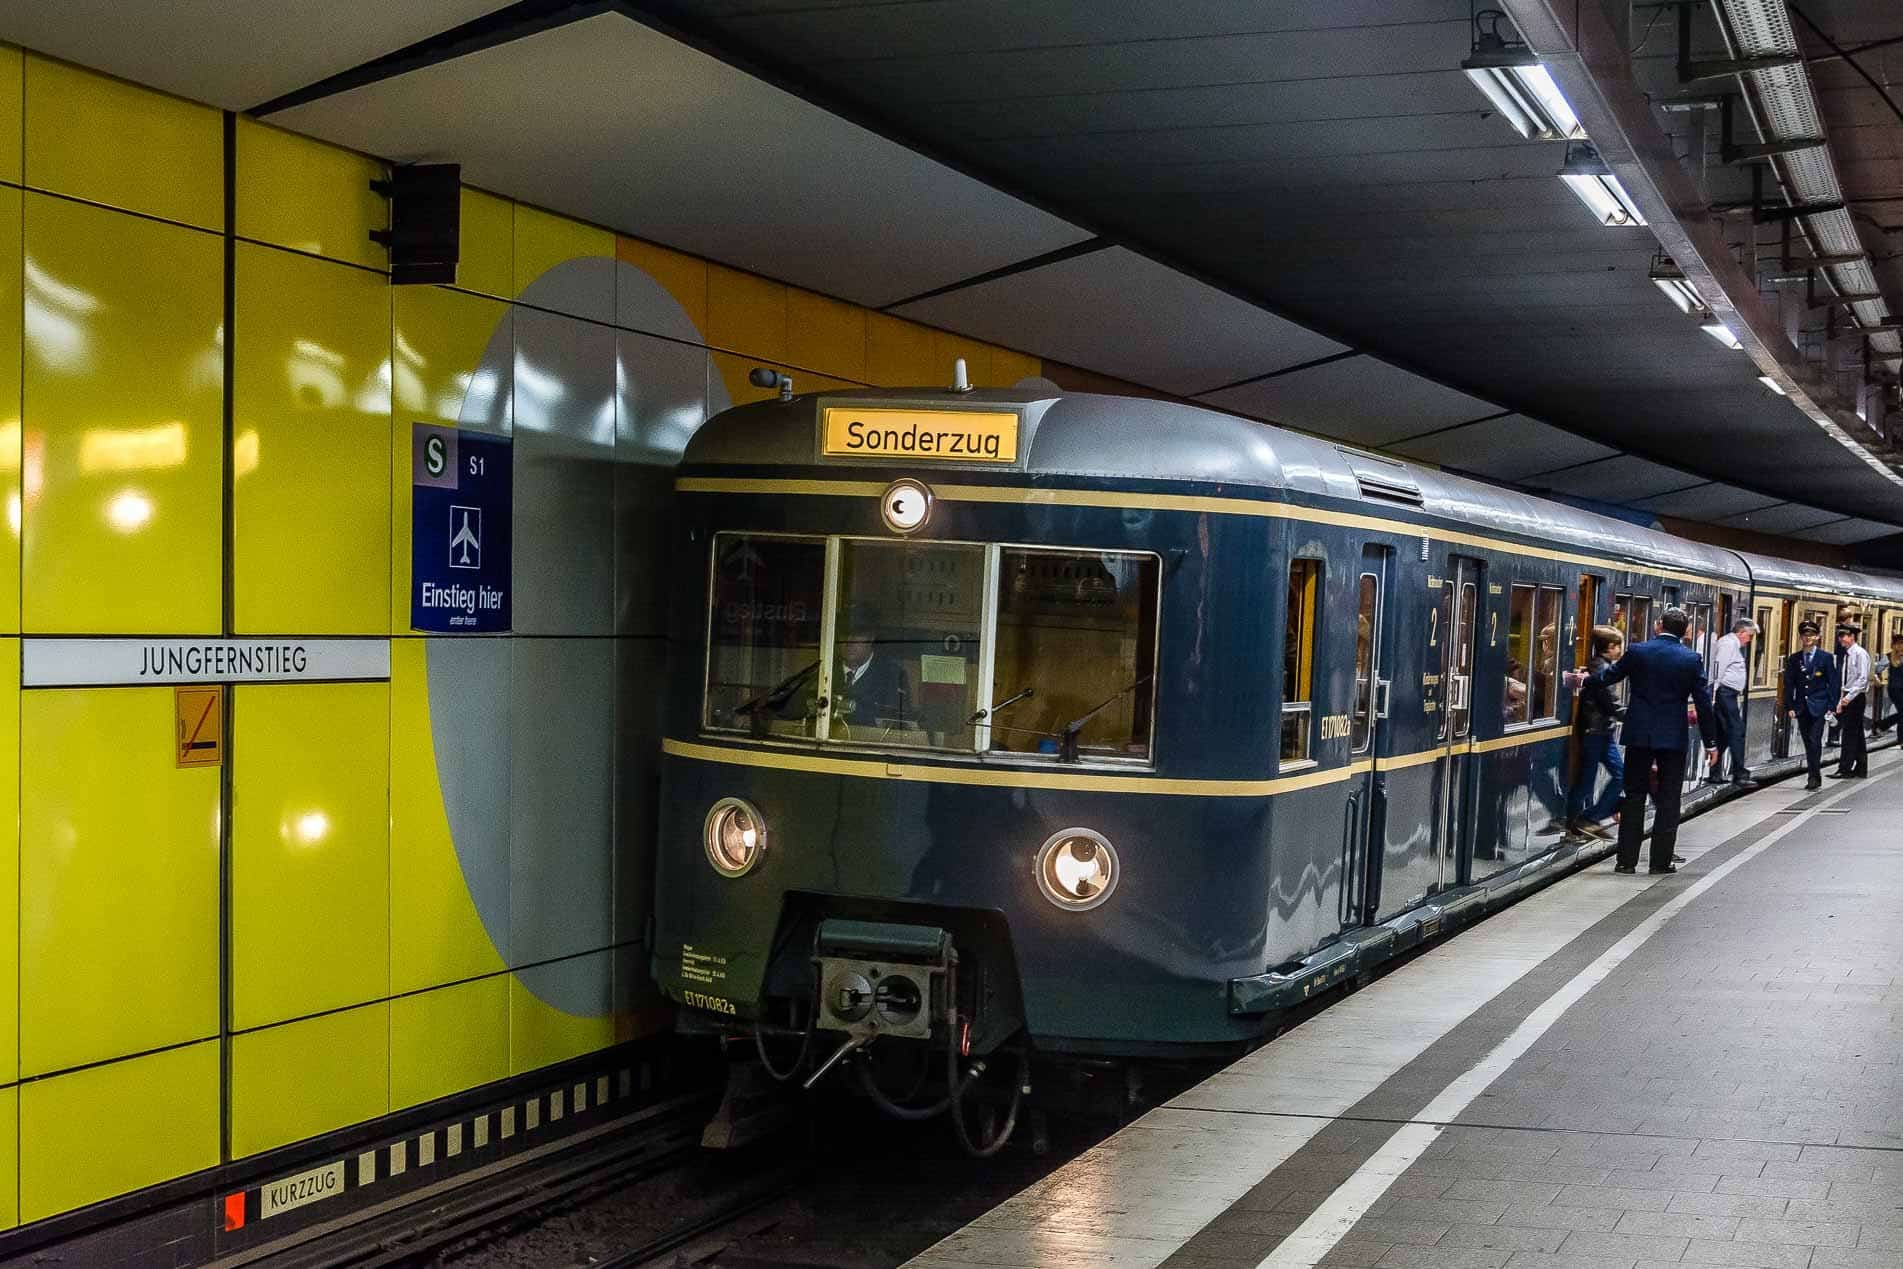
[411,423,512,632]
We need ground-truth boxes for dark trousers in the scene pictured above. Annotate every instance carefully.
[1837,695,1868,775]
[1715,686,1747,779]
[1796,710,1827,782]
[1617,744,1687,871]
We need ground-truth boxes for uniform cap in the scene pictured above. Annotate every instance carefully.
[1798,620,1821,635]
[1837,622,1861,637]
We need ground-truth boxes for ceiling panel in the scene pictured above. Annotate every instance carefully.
[646,0,1903,526]
[1199,355,1499,447]
[0,0,513,110]
[784,18,1470,108]
[1794,517,1902,546]
[1519,455,1701,504]
[708,0,1469,62]
[1628,483,1784,522]
[1717,503,1851,534]
[272,14,1091,309]
[1389,414,1617,482]
[924,71,1477,141]
[890,246,1347,395]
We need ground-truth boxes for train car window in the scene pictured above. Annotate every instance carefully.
[1686,602,1714,669]
[991,547,1160,761]
[703,533,829,738]
[1351,573,1379,752]
[835,540,988,750]
[1453,582,1477,739]
[1626,596,1653,647]
[1504,585,1534,726]
[1282,559,1321,763]
[1532,587,1562,720]
[1751,601,1780,687]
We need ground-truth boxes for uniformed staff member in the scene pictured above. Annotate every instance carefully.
[1785,620,1839,790]
[1831,622,1870,779]
[1567,606,1716,875]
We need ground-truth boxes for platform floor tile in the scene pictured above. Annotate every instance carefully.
[906,756,1901,1269]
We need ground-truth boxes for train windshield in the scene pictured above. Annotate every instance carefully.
[991,548,1159,760]
[703,535,827,738]
[702,532,1159,762]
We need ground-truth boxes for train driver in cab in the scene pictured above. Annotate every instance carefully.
[834,604,913,729]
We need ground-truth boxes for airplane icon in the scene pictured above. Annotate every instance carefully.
[449,506,482,569]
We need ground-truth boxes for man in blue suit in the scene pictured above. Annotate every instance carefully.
[1570,607,1718,874]
[1785,620,1839,790]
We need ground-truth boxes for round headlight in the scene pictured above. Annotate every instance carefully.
[704,797,767,877]
[1035,828,1119,911]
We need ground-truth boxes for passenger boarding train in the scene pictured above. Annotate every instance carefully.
[651,384,1903,1147]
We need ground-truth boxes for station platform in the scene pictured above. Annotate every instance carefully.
[906,754,1903,1269]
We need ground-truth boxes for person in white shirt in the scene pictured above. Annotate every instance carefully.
[1709,618,1757,788]
[1830,622,1871,779]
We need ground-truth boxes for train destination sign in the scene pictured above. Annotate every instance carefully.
[820,407,1019,463]
[22,638,392,687]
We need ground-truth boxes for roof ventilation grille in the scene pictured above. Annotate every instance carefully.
[1338,448,1424,506]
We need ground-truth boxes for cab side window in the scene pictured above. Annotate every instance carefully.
[1282,559,1322,763]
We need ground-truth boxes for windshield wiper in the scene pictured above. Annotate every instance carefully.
[1059,676,1152,762]
[970,685,1035,725]
[732,660,820,720]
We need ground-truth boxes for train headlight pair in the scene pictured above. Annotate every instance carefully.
[1035,828,1120,911]
[704,797,766,877]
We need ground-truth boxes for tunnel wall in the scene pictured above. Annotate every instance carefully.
[0,47,1040,1227]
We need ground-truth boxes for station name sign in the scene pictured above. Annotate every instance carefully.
[22,638,392,687]
[820,407,1019,463]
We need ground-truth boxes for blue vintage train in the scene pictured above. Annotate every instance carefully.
[650,385,1903,1149]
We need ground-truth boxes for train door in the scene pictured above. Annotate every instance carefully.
[1439,557,1482,885]
[1767,598,1792,759]
[1340,546,1390,926]
[1566,575,1600,813]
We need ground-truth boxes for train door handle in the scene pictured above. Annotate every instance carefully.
[1341,793,1361,924]
[1375,678,1392,720]
[1448,674,1470,711]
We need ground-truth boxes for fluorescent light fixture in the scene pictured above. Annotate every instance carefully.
[1647,256,1707,316]
[1758,375,1786,396]
[1702,322,1743,350]
[1652,277,1706,315]
[1558,142,1646,227]
[1461,50,1585,141]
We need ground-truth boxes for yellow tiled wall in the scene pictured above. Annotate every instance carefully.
[0,49,1042,1228]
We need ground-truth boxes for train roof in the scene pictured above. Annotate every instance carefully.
[685,386,1903,604]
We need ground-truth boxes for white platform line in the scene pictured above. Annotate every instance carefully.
[1254,766,1891,1268]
